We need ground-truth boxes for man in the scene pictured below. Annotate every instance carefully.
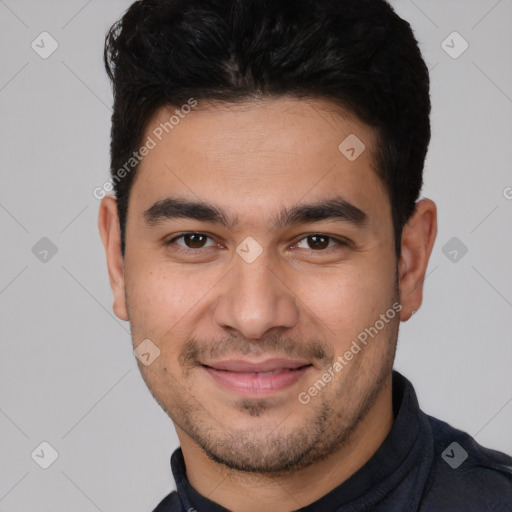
[98,0,512,510]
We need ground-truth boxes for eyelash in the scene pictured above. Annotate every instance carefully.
[165,232,350,253]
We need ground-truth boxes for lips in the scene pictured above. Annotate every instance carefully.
[202,358,313,396]
[204,358,310,373]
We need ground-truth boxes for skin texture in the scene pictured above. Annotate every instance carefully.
[99,98,437,511]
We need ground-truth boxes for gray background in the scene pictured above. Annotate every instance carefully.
[1,0,511,510]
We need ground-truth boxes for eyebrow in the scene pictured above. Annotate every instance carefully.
[143,196,368,229]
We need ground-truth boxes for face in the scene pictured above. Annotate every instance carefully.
[104,98,406,473]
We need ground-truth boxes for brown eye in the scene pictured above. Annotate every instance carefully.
[308,235,329,249]
[172,233,215,249]
[184,234,208,248]
[297,234,333,250]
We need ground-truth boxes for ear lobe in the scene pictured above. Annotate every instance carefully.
[98,196,129,321]
[398,199,437,322]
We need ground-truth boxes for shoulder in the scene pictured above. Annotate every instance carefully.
[420,413,512,511]
[151,490,183,512]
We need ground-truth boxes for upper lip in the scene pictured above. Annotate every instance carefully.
[203,358,311,373]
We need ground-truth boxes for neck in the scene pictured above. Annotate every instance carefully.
[177,375,394,512]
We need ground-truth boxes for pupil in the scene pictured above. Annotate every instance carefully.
[309,235,328,250]
[186,234,206,248]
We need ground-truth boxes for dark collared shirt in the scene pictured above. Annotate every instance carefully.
[152,371,512,511]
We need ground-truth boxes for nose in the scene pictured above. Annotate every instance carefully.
[212,253,300,340]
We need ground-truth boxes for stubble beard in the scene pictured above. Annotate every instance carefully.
[154,320,398,476]
[132,274,401,476]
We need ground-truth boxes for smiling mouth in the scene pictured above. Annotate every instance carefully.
[201,360,313,397]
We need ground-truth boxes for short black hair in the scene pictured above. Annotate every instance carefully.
[104,0,431,257]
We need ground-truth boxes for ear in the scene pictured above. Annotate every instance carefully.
[398,198,437,322]
[98,196,129,321]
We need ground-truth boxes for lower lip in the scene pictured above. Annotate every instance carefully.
[203,366,312,397]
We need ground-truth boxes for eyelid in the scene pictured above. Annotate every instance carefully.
[293,234,351,250]
[166,232,218,249]
[164,232,351,251]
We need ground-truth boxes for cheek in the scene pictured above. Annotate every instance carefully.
[291,259,396,341]
[125,263,220,341]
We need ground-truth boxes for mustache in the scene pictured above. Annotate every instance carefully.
[178,334,334,369]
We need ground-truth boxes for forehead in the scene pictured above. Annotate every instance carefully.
[130,97,389,229]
